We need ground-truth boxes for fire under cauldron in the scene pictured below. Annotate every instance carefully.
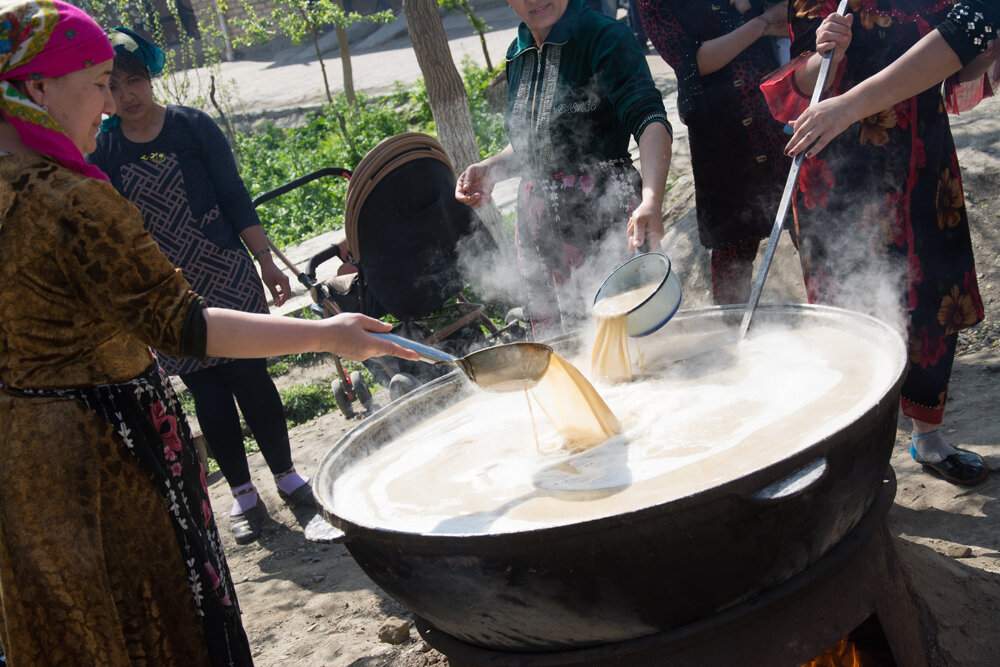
[314,304,908,652]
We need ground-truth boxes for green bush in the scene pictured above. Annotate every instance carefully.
[237,62,504,248]
[279,383,337,427]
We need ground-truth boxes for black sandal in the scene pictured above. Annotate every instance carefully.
[911,443,991,486]
[230,486,264,544]
[277,481,317,509]
[275,469,317,509]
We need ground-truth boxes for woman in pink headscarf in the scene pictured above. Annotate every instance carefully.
[0,2,416,664]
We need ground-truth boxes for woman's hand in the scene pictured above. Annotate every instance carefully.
[730,0,752,14]
[785,95,854,157]
[815,11,853,65]
[323,313,420,362]
[258,256,292,307]
[455,161,496,209]
[760,2,789,38]
[627,198,664,252]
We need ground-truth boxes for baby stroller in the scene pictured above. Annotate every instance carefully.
[253,133,521,417]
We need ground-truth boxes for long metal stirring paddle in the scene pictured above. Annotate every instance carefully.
[739,0,850,341]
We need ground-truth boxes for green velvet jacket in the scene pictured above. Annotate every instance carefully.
[504,0,670,177]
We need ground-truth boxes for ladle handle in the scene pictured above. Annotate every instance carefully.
[371,332,458,365]
[739,0,849,341]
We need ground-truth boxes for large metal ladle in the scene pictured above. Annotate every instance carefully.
[739,0,850,341]
[372,333,553,392]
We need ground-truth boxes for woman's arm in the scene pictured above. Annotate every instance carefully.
[786,2,1000,157]
[790,11,853,97]
[203,308,419,362]
[191,109,293,307]
[627,122,672,250]
[238,224,292,307]
[696,2,788,75]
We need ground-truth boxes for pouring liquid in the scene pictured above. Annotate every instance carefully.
[590,282,659,381]
[529,353,622,453]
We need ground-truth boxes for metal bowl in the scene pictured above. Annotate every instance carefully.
[593,252,682,337]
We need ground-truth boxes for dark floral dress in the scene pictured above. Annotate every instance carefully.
[638,1,791,249]
[761,0,993,424]
[638,0,794,303]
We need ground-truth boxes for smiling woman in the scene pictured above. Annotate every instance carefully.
[21,60,114,154]
[0,2,417,664]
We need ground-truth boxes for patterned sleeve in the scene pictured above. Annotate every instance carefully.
[759,6,846,123]
[590,18,671,139]
[55,177,203,357]
[189,107,262,235]
[638,0,699,122]
[937,0,1000,65]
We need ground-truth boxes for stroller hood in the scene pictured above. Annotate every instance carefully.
[345,133,496,321]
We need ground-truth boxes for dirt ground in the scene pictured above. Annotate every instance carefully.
[203,90,1000,667]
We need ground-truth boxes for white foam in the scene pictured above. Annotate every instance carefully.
[331,323,898,535]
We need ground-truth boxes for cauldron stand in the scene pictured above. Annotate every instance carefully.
[416,468,928,666]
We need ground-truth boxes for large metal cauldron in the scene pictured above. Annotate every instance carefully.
[314,304,907,652]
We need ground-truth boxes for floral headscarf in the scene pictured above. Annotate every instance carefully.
[0,0,114,180]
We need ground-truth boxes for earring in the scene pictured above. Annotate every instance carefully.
[41,105,47,113]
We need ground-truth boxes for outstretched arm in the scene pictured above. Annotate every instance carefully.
[787,4,1000,158]
[455,144,516,209]
[785,31,961,158]
[203,308,420,362]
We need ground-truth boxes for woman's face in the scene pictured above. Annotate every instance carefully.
[33,59,115,155]
[508,0,570,43]
[108,68,155,125]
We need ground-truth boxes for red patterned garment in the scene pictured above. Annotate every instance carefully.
[760,0,986,424]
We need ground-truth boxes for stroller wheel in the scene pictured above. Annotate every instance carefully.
[504,307,525,326]
[350,371,374,410]
[389,372,420,402]
[332,378,355,419]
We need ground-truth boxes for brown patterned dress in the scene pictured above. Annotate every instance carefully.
[0,155,249,665]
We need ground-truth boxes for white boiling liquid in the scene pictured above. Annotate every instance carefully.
[331,322,899,536]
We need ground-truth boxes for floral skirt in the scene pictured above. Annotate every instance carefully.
[515,159,641,340]
[2,365,252,666]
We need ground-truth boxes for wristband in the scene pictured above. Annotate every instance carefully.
[252,247,271,261]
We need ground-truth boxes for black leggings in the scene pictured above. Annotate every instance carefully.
[180,358,291,488]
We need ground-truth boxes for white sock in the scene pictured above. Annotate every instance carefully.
[274,467,309,495]
[912,429,956,464]
[230,482,258,516]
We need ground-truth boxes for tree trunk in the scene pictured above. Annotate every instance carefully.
[334,0,356,105]
[403,0,506,246]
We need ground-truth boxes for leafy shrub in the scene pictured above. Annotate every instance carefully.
[237,62,504,247]
[279,383,337,427]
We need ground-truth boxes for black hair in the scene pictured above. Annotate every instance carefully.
[111,49,151,81]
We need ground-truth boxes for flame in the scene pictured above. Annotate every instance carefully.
[801,637,862,667]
